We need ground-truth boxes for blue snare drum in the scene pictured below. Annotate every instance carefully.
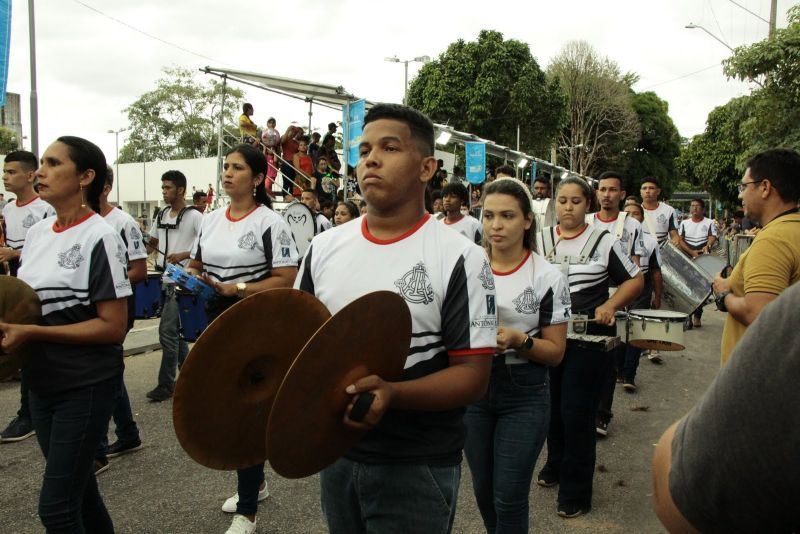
[177,289,208,342]
[134,271,162,319]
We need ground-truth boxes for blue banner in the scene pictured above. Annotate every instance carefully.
[465,142,486,184]
[0,0,10,108]
[343,99,366,167]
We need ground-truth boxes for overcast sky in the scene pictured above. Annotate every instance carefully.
[5,0,795,164]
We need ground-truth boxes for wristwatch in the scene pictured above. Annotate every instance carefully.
[236,282,247,299]
[715,290,730,312]
[518,335,534,352]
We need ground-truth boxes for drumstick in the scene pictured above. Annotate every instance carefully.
[571,318,602,324]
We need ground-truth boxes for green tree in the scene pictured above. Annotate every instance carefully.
[405,30,565,156]
[0,126,19,154]
[612,91,681,196]
[119,67,245,163]
[547,41,640,177]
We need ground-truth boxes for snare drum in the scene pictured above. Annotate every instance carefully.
[566,333,621,352]
[134,271,162,319]
[626,309,687,351]
[176,289,208,342]
[659,242,712,314]
[693,254,728,280]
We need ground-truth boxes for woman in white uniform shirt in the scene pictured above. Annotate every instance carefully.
[463,178,570,533]
[186,144,298,534]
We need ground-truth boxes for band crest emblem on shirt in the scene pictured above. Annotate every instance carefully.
[115,243,127,266]
[478,260,495,290]
[278,230,293,258]
[238,230,258,250]
[57,244,84,270]
[395,262,434,305]
[130,226,143,249]
[559,285,570,306]
[513,286,540,314]
[22,213,37,228]
[657,214,667,225]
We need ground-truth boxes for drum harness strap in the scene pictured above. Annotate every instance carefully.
[155,206,192,271]
[540,225,609,279]
[642,209,659,243]
[585,212,627,240]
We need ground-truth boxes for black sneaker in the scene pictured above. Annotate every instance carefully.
[623,378,637,392]
[95,457,110,476]
[146,384,174,402]
[536,471,559,488]
[596,419,609,437]
[106,438,143,458]
[0,416,36,443]
[557,502,591,518]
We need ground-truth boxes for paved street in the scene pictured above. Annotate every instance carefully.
[0,310,724,533]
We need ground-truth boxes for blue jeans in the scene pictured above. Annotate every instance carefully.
[29,375,120,533]
[157,285,189,386]
[320,457,460,534]
[96,380,140,458]
[236,463,265,516]
[464,359,550,533]
[541,346,611,508]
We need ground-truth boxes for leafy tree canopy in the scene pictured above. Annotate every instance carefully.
[406,30,565,156]
[0,127,20,155]
[119,67,244,163]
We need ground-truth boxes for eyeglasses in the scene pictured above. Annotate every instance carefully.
[737,180,764,193]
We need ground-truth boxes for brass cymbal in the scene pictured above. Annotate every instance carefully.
[267,291,411,479]
[0,276,42,381]
[173,288,330,470]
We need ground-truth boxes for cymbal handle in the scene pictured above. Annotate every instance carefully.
[348,392,375,422]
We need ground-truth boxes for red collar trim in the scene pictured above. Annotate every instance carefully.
[492,250,531,276]
[101,206,115,217]
[556,223,589,240]
[443,214,465,225]
[53,211,94,233]
[643,203,660,211]
[362,213,430,245]
[595,212,618,223]
[16,195,40,207]
[226,204,259,222]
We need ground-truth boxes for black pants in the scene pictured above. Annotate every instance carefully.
[29,375,120,533]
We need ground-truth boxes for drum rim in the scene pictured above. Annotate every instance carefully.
[629,309,687,320]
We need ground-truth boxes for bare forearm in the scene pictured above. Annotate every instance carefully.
[390,358,491,411]
[243,268,297,295]
[128,259,146,284]
[607,274,644,310]
[653,270,663,299]
[29,317,126,346]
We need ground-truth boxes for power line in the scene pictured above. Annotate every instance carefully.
[640,64,721,90]
[71,0,229,66]
[708,0,729,44]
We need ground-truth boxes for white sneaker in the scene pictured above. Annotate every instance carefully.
[225,514,257,534]
[648,351,664,364]
[221,481,270,513]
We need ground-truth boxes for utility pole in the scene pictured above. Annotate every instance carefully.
[28,0,39,156]
[769,0,777,39]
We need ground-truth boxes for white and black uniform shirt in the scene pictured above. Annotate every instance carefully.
[3,196,55,274]
[494,251,571,364]
[679,217,717,250]
[636,232,662,276]
[440,214,483,245]
[536,225,639,315]
[104,207,148,263]
[315,212,332,233]
[586,212,644,258]
[642,201,678,246]
[192,205,299,285]
[19,212,132,393]
[148,206,203,271]
[297,213,496,466]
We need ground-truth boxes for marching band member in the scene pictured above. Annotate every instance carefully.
[0,150,54,444]
[639,176,679,247]
[296,104,496,533]
[535,177,642,519]
[678,198,717,327]
[0,137,131,532]
[464,177,569,533]
[186,144,299,534]
[440,182,483,244]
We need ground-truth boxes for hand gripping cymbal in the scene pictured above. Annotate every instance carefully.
[0,277,42,380]
[173,288,330,470]
[267,291,411,479]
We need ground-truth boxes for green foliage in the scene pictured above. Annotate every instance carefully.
[119,67,245,163]
[0,126,19,154]
[406,30,565,156]
[609,91,681,196]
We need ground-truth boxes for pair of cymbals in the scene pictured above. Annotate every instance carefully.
[0,277,42,381]
[173,288,411,478]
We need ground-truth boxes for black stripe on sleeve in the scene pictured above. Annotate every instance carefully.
[298,245,315,295]
[539,287,555,326]
[474,229,482,245]
[608,248,635,285]
[442,254,470,351]
[261,226,274,271]
[89,238,119,302]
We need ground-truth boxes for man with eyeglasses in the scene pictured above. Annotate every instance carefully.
[712,148,800,366]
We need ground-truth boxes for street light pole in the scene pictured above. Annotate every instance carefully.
[107,128,128,206]
[685,23,734,52]
[385,55,431,105]
[28,0,39,155]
